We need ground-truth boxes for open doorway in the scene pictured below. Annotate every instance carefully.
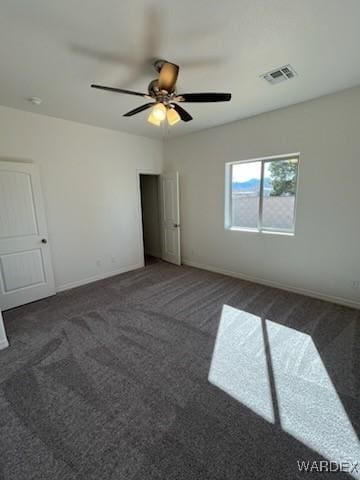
[138,171,181,267]
[139,174,162,265]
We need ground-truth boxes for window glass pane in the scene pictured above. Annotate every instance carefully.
[231,161,261,229]
[262,158,298,230]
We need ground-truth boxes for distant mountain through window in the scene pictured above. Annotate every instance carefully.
[232,177,272,193]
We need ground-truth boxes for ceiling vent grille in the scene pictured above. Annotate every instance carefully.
[261,65,297,85]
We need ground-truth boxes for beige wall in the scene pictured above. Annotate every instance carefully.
[164,86,360,308]
[0,105,163,291]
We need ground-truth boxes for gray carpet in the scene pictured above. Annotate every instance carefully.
[0,261,359,479]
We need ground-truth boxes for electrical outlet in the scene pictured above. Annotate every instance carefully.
[96,259,102,268]
[351,280,360,290]
[111,256,116,264]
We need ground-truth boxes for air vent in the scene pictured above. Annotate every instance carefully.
[261,65,297,85]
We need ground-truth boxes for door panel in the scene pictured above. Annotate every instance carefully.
[0,171,38,238]
[164,230,177,256]
[0,162,55,310]
[0,250,46,292]
[160,173,181,265]
[164,179,176,220]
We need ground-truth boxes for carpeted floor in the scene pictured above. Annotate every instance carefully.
[0,261,359,479]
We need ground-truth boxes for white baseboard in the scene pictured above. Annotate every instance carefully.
[182,259,360,310]
[0,338,9,350]
[56,262,144,293]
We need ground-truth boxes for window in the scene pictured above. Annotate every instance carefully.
[225,154,299,233]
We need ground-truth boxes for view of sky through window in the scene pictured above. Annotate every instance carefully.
[229,157,299,232]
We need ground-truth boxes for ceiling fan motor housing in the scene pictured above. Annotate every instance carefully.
[148,79,176,104]
[148,79,160,96]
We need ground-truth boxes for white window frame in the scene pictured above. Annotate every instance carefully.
[225,153,300,235]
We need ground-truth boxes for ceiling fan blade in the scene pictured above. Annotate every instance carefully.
[91,84,148,98]
[158,62,179,92]
[177,92,231,102]
[123,103,154,117]
[172,103,193,122]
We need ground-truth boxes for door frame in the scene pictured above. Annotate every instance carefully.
[136,168,162,267]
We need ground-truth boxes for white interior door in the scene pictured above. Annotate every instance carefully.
[160,172,181,265]
[0,161,55,310]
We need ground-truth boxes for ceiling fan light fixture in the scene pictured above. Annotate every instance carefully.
[167,107,181,126]
[152,102,167,121]
[91,59,232,126]
[147,110,161,126]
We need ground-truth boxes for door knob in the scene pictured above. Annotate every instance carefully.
[41,238,48,244]
[173,224,180,228]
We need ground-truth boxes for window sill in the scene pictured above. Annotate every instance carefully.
[226,226,295,236]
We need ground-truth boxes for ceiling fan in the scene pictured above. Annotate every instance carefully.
[91,59,231,126]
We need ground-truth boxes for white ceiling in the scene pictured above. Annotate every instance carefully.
[1,0,360,139]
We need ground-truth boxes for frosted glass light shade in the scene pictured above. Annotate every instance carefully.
[167,108,181,126]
